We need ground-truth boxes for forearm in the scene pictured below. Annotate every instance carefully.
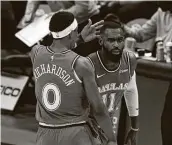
[124,25,144,42]
[79,61,116,142]
[124,9,158,42]
[124,72,139,116]
[24,0,40,20]
[130,116,139,129]
[76,34,84,47]
[94,111,116,142]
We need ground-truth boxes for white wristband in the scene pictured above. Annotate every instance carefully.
[131,127,139,132]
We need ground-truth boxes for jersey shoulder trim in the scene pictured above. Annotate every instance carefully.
[97,51,121,73]
[86,56,95,70]
[30,44,44,63]
[72,55,82,83]
[46,46,71,54]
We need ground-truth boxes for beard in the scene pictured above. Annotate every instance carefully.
[103,45,123,63]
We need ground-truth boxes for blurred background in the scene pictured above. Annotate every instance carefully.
[1,1,172,145]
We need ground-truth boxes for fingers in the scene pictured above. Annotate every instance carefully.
[132,140,136,145]
[86,20,104,33]
[93,20,104,28]
[95,24,103,30]
[83,19,93,33]
[96,35,101,39]
[125,138,136,145]
[85,19,92,28]
[125,135,130,144]
[95,30,100,35]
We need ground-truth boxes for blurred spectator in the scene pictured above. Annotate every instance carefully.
[21,0,100,29]
[103,1,158,23]
[75,1,158,56]
[2,1,31,57]
[19,0,101,51]
[124,7,172,46]
[1,1,17,57]
[11,1,27,25]
[123,2,172,145]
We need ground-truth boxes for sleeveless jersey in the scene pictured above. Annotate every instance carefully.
[30,45,89,125]
[88,49,136,136]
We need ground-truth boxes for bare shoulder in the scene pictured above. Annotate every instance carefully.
[74,56,94,77]
[29,44,44,63]
[30,44,44,55]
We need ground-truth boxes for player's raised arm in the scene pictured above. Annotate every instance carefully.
[74,56,117,144]
[76,19,104,46]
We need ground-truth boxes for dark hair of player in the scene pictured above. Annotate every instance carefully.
[49,11,75,32]
[100,13,125,35]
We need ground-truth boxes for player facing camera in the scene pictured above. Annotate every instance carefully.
[98,14,126,63]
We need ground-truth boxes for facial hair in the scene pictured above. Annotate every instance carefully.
[103,44,123,63]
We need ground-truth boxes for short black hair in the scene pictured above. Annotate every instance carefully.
[49,11,75,32]
[100,13,125,34]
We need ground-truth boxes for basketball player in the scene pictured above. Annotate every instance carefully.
[29,11,117,145]
[87,14,139,145]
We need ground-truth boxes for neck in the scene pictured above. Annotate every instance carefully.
[99,50,120,71]
[50,39,71,53]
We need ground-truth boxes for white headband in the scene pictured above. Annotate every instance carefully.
[51,18,78,39]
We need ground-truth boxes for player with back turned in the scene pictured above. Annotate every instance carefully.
[29,11,117,145]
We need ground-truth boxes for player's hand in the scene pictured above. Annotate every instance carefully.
[124,130,138,145]
[107,141,118,145]
[80,19,104,42]
[19,14,33,28]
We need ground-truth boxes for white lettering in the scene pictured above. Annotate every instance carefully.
[46,64,51,73]
[33,64,75,86]
[52,65,56,74]
[40,64,46,74]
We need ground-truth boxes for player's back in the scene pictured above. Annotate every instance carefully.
[30,45,89,125]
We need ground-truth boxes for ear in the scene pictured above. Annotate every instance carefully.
[98,37,103,46]
[68,32,73,39]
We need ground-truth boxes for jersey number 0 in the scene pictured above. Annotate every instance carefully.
[42,83,61,111]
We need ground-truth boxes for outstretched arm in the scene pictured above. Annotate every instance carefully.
[76,19,104,46]
[123,8,159,42]
[74,57,117,144]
